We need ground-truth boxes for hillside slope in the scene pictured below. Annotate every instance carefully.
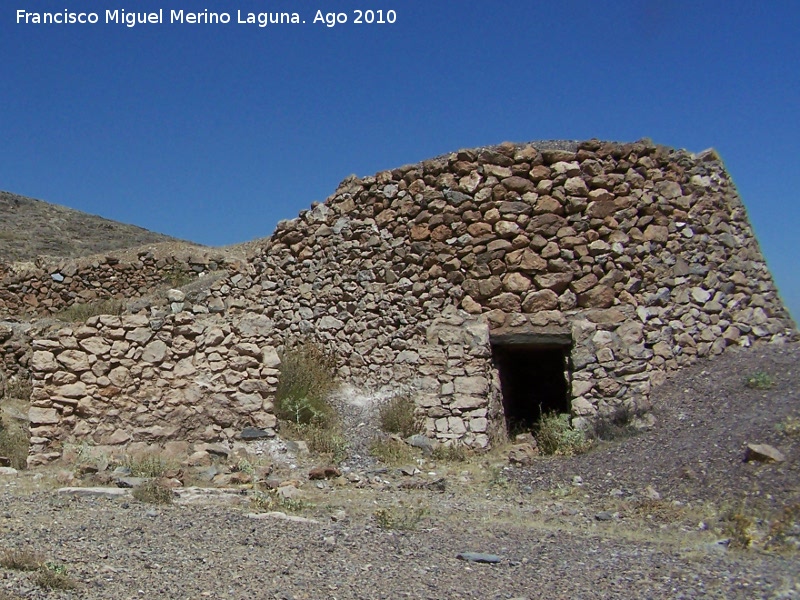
[0,190,185,262]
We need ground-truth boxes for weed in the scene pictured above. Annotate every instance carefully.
[32,563,77,591]
[432,442,470,462]
[720,503,757,550]
[275,341,337,427]
[0,548,43,571]
[745,371,774,390]
[369,436,416,465]
[250,489,312,514]
[281,421,348,463]
[535,412,592,456]
[54,298,124,322]
[374,503,428,530]
[0,418,29,470]
[378,394,421,438]
[132,480,174,505]
[124,453,170,478]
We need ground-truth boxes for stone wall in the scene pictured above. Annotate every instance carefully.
[25,139,798,464]
[0,248,230,318]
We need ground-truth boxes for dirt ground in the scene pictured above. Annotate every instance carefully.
[0,341,798,599]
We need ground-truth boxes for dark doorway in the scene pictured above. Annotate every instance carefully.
[491,338,570,434]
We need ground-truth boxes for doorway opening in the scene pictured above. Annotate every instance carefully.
[491,334,571,435]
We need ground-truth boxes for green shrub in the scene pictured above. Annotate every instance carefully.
[132,480,174,505]
[54,299,124,322]
[275,341,337,427]
[378,394,421,438]
[535,412,592,456]
[745,371,774,390]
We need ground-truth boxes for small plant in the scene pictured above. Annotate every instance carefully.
[132,480,174,505]
[374,504,428,531]
[535,412,592,456]
[369,436,416,465]
[722,510,756,550]
[54,298,124,322]
[378,394,421,438]
[432,442,470,462]
[0,548,43,571]
[250,489,312,514]
[745,371,774,390]
[124,453,170,478]
[32,562,77,591]
[0,418,29,470]
[275,341,338,427]
[281,422,348,463]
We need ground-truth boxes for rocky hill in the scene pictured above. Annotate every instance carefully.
[0,190,187,262]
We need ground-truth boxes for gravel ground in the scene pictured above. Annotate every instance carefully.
[1,342,799,599]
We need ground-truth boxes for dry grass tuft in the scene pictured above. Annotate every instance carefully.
[0,548,43,571]
[378,394,421,438]
[132,480,174,505]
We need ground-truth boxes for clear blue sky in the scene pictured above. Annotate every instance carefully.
[1,1,798,320]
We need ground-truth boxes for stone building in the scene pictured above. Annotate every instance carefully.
[20,139,797,464]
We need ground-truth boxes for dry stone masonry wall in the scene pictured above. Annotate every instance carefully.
[25,139,797,465]
[0,249,231,317]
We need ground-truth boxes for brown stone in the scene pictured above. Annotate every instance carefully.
[521,289,559,312]
[578,285,615,308]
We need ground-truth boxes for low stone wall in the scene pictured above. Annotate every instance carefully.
[25,139,798,464]
[0,248,230,318]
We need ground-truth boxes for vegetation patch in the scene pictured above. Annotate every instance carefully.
[0,418,29,470]
[0,548,43,571]
[124,452,170,478]
[250,489,313,514]
[54,298,124,322]
[369,436,416,465]
[32,563,78,591]
[281,421,348,463]
[132,480,174,505]
[535,412,592,456]
[378,394,420,438]
[275,341,338,427]
[745,370,774,390]
[374,503,428,531]
[432,442,470,462]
